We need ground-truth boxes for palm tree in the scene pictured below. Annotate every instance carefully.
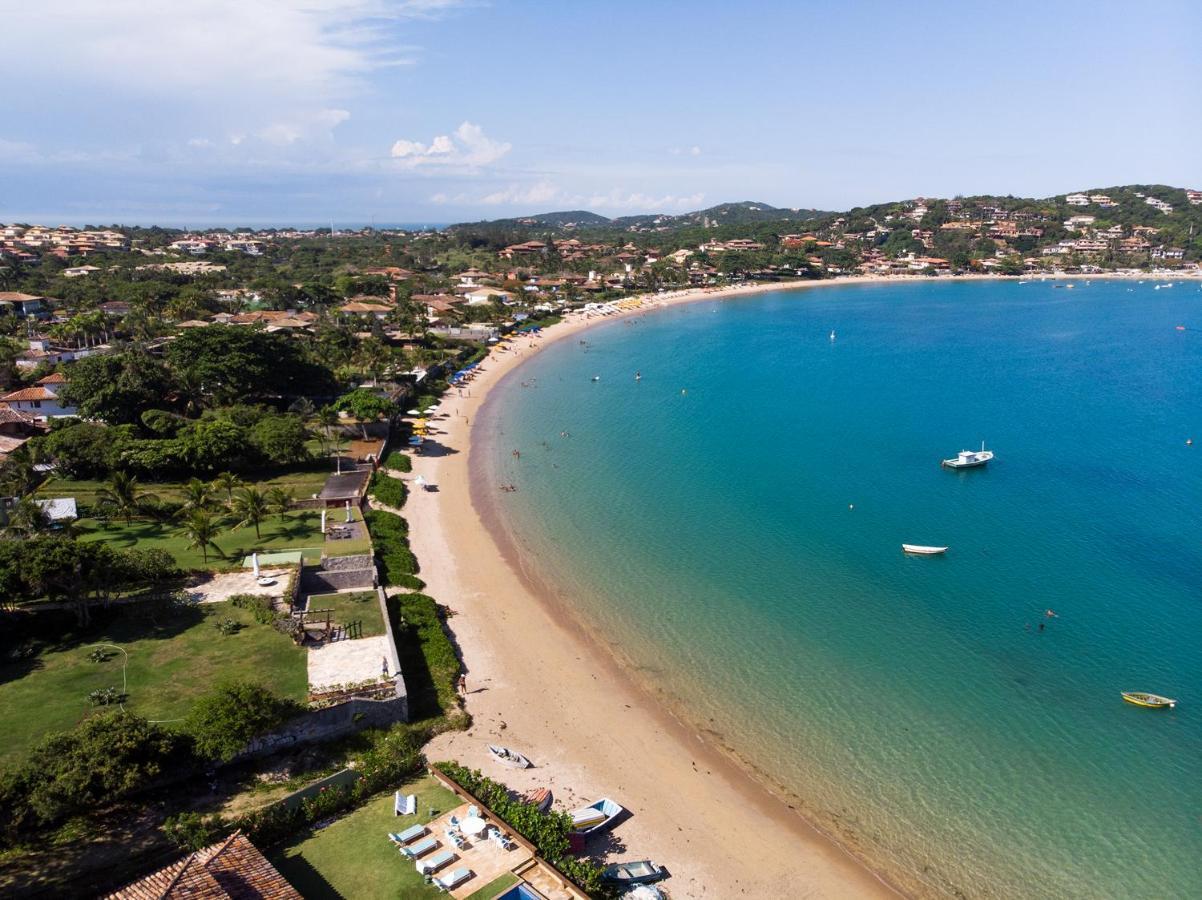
[265,486,293,518]
[182,509,221,564]
[211,472,242,506]
[97,471,156,526]
[289,397,316,420]
[2,496,49,536]
[180,478,215,514]
[232,486,269,540]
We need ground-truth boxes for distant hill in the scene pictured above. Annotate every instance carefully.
[446,200,832,235]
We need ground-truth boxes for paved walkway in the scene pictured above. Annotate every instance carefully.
[307,634,394,690]
[186,568,292,604]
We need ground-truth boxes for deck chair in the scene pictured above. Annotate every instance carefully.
[416,849,455,875]
[389,823,426,845]
[434,867,473,892]
[399,836,437,859]
[394,791,416,816]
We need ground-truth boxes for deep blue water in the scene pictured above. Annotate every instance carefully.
[479,280,1202,898]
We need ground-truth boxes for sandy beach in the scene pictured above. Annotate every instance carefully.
[406,278,913,899]
[408,270,1197,897]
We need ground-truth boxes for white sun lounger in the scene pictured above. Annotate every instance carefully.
[389,823,426,844]
[399,836,437,859]
[434,867,473,892]
[417,849,456,875]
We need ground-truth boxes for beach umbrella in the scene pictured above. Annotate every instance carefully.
[406,408,422,416]
[320,509,327,533]
[252,552,260,578]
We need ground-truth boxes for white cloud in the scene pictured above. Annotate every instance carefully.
[390,121,511,169]
[431,182,705,214]
[587,190,706,211]
[670,145,703,157]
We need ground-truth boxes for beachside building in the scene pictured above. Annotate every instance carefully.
[1151,247,1185,260]
[106,831,301,899]
[0,292,51,318]
[464,287,514,306]
[0,374,76,420]
[1064,216,1096,231]
[1065,193,1090,206]
[1088,194,1118,207]
[1145,197,1173,213]
[1187,190,1202,205]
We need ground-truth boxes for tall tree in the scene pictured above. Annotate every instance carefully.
[182,510,221,564]
[211,472,242,507]
[232,487,269,540]
[97,471,156,526]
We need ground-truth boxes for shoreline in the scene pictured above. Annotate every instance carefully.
[411,277,917,899]
[406,271,1189,897]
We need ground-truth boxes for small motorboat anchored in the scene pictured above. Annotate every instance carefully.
[902,544,948,555]
[569,797,624,834]
[601,859,667,886]
[942,442,994,469]
[487,745,532,769]
[1121,692,1177,709]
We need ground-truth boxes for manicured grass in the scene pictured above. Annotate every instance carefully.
[73,510,325,570]
[0,600,308,767]
[307,592,385,639]
[465,873,520,899]
[37,466,332,506]
[271,774,459,900]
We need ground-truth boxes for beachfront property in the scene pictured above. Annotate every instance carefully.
[1065,193,1090,205]
[0,291,51,318]
[1188,189,1202,205]
[0,373,76,420]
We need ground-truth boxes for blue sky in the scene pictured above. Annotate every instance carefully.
[2,0,1199,226]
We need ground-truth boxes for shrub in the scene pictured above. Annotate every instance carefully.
[381,451,411,473]
[88,687,122,707]
[0,712,195,845]
[389,593,460,719]
[184,681,303,762]
[364,509,422,588]
[368,471,406,509]
[229,593,276,625]
[214,617,242,636]
[162,811,229,851]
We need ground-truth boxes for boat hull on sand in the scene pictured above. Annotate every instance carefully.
[570,798,624,835]
[488,745,532,769]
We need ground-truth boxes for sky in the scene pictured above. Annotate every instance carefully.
[2,0,1199,227]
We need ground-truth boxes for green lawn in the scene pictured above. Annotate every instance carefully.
[73,510,325,570]
[37,466,332,504]
[0,600,308,767]
[307,592,385,639]
[271,775,459,899]
[465,873,520,899]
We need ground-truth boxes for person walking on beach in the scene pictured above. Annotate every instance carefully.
[457,674,467,697]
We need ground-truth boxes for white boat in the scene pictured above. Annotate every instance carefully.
[902,544,948,555]
[569,797,624,834]
[942,442,994,469]
[487,744,532,769]
[829,329,836,341]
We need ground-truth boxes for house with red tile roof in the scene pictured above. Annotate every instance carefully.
[106,831,301,900]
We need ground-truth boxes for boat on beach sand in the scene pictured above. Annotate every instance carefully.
[601,859,667,885]
[487,744,532,768]
[1121,692,1177,709]
[570,797,624,834]
[902,544,948,555]
[521,787,553,811]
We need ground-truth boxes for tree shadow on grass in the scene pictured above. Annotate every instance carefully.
[271,849,347,900]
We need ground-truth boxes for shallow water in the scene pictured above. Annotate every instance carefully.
[479,280,1202,898]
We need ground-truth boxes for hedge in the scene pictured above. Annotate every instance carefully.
[381,451,412,473]
[368,471,406,509]
[363,509,423,589]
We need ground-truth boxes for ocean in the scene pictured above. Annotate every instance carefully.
[477,279,1202,898]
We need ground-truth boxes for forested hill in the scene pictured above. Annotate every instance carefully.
[446,201,832,236]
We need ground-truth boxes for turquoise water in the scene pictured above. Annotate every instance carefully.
[477,280,1202,899]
